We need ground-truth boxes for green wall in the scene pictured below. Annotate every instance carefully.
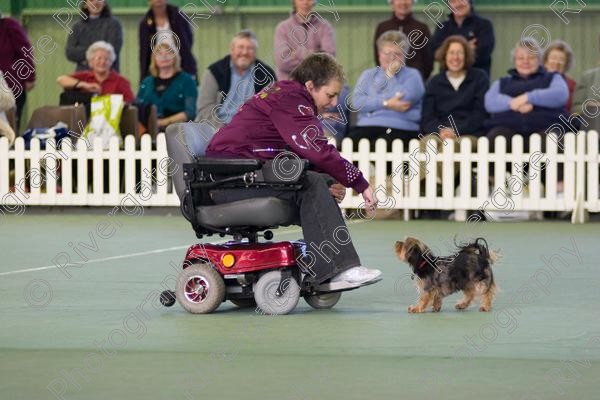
[13,5,600,130]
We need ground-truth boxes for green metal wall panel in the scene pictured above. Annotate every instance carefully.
[15,8,600,129]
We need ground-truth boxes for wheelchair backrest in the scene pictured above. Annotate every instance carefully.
[165,122,216,200]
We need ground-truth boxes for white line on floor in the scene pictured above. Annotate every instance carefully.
[1,220,370,277]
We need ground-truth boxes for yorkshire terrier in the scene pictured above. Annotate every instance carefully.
[395,237,498,313]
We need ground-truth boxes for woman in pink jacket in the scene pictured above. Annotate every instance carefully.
[206,54,382,289]
[273,0,336,80]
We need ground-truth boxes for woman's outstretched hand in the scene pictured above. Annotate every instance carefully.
[362,186,377,216]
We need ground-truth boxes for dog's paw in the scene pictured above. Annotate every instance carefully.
[432,306,441,312]
[479,306,491,312]
[408,305,417,313]
[455,303,468,310]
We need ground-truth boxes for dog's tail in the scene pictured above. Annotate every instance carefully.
[473,237,500,266]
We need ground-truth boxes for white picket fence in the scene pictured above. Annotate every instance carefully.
[1,132,599,219]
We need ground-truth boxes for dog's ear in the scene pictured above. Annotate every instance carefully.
[395,241,404,255]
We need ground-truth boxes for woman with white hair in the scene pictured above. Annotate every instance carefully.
[57,40,134,103]
[484,37,569,150]
[349,30,424,149]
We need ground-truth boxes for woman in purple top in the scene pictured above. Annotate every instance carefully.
[0,15,35,130]
[206,53,382,289]
[273,0,336,81]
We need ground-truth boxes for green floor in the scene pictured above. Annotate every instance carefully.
[1,213,598,399]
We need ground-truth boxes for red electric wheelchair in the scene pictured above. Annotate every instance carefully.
[159,123,371,315]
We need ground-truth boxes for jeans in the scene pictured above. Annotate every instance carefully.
[211,171,361,284]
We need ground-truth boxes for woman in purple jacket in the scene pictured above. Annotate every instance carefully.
[206,53,382,289]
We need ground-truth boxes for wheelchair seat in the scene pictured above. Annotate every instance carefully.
[165,122,307,240]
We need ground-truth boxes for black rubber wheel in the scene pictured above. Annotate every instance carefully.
[304,292,342,309]
[230,298,257,308]
[160,290,176,307]
[176,263,225,314]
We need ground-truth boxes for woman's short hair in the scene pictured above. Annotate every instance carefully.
[376,30,410,56]
[434,35,475,70]
[543,39,575,73]
[511,37,543,63]
[149,42,182,77]
[290,53,345,88]
[86,41,116,66]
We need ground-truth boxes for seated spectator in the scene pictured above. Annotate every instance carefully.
[139,0,197,81]
[137,43,198,131]
[484,38,569,150]
[422,35,489,140]
[373,0,433,80]
[571,34,600,132]
[321,84,351,143]
[57,41,134,103]
[431,0,495,78]
[349,30,424,149]
[544,40,576,111]
[196,30,275,129]
[274,0,336,80]
[66,0,123,72]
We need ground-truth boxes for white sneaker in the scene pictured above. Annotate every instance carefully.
[331,266,382,285]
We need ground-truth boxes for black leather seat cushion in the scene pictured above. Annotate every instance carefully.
[196,197,298,228]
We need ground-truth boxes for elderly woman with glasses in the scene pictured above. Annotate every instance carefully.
[543,40,576,111]
[484,37,569,150]
[57,40,134,103]
[349,30,425,149]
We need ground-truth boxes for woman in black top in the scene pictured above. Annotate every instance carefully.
[421,35,489,140]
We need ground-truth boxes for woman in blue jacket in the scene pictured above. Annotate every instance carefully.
[349,30,425,150]
[484,37,569,151]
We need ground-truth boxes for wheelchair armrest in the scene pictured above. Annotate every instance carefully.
[192,158,263,175]
[183,156,309,191]
[258,158,309,184]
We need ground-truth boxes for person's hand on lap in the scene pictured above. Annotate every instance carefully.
[329,183,346,203]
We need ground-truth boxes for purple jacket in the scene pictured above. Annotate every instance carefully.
[206,81,368,193]
[274,13,336,81]
[138,4,197,81]
[0,17,35,94]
